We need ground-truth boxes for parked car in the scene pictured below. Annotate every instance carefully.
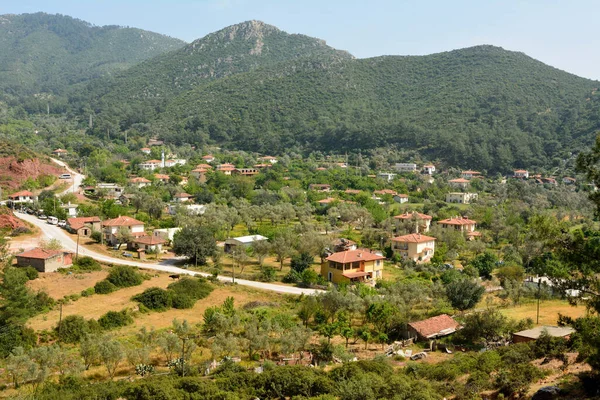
[38,214,47,220]
[59,173,72,179]
[122,252,133,258]
[47,216,58,225]
[58,220,66,227]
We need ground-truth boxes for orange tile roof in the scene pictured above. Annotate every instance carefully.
[102,216,144,227]
[326,249,385,264]
[174,192,193,198]
[17,248,63,259]
[129,177,151,183]
[394,211,432,220]
[134,236,167,245]
[439,216,477,226]
[67,216,101,230]
[462,170,481,174]
[202,155,214,159]
[344,189,361,194]
[191,168,208,173]
[449,178,470,183]
[391,233,436,243]
[195,164,213,169]
[8,190,34,198]
[53,148,68,153]
[154,174,170,180]
[408,314,460,338]
[514,169,528,173]
[373,189,398,195]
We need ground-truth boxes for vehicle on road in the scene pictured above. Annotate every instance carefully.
[58,220,66,227]
[59,173,72,179]
[38,214,47,220]
[47,216,59,225]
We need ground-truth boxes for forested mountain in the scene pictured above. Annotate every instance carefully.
[0,13,185,97]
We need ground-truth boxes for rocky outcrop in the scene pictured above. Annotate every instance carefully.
[0,156,63,190]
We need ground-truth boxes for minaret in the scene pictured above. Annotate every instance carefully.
[161,150,165,168]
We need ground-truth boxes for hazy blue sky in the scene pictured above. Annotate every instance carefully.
[4,0,599,80]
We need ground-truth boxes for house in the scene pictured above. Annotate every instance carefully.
[391,233,436,262]
[373,189,398,197]
[216,163,236,175]
[461,170,481,179]
[448,178,470,189]
[317,197,338,205]
[147,138,164,146]
[512,326,575,344]
[190,168,208,183]
[344,189,362,195]
[131,236,167,253]
[195,163,213,170]
[52,149,68,157]
[167,204,206,215]
[439,216,477,234]
[408,314,461,341]
[16,248,73,273]
[331,238,357,252]
[446,192,478,204]
[139,160,162,171]
[129,177,151,188]
[254,163,272,169]
[224,235,268,253]
[153,227,181,244]
[542,177,558,185]
[154,174,170,184]
[259,156,278,164]
[140,147,151,155]
[102,216,145,246]
[395,163,417,173]
[563,177,576,185]
[335,162,348,168]
[309,184,331,192]
[394,211,432,232]
[66,217,101,237]
[233,168,259,176]
[394,194,409,204]
[61,202,78,217]
[377,172,397,182]
[422,165,436,175]
[95,183,124,199]
[514,169,529,179]
[202,155,215,163]
[174,193,194,203]
[321,249,385,285]
[7,191,36,206]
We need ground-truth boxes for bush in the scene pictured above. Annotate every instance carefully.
[22,266,39,280]
[258,266,276,282]
[57,315,89,343]
[98,310,133,330]
[94,279,117,294]
[167,277,213,301]
[107,266,143,288]
[80,287,95,297]
[171,293,195,309]
[90,230,102,243]
[73,256,102,272]
[133,287,172,311]
[290,252,313,273]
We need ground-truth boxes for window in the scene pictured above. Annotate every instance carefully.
[376,260,381,266]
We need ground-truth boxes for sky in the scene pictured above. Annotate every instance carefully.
[3,0,599,80]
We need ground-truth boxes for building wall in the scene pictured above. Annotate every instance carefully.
[320,260,383,284]
[16,253,71,273]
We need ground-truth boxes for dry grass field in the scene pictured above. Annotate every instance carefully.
[27,270,108,299]
[498,299,587,326]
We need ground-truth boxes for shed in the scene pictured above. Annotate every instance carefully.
[16,248,73,273]
[512,326,575,344]
[224,235,268,253]
[407,314,461,341]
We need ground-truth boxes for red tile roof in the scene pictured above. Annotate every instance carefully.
[408,314,460,338]
[326,249,385,264]
[154,174,170,180]
[53,148,68,153]
[462,170,481,174]
[17,248,63,260]
[134,236,167,245]
[344,189,362,194]
[174,192,193,198]
[373,189,398,195]
[439,216,477,226]
[394,211,432,221]
[391,233,436,243]
[67,216,101,230]
[8,190,34,199]
[196,164,213,169]
[102,216,144,227]
[129,177,151,183]
[449,178,470,183]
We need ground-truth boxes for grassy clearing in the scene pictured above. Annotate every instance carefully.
[498,299,587,326]
[27,270,108,299]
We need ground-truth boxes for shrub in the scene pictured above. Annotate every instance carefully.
[132,287,172,311]
[98,310,133,330]
[22,266,39,280]
[171,293,195,309]
[290,252,313,273]
[73,256,102,272]
[167,277,213,301]
[90,230,102,243]
[80,287,95,297]
[107,266,143,288]
[94,279,117,294]
[57,315,89,343]
[258,266,276,282]
[10,227,31,236]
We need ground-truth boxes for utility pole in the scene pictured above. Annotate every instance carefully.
[58,302,63,341]
[536,278,542,324]
[76,232,80,262]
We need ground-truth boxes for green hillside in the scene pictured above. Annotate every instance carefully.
[0,12,185,97]
[146,45,599,172]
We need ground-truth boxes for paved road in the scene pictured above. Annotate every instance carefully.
[50,158,83,196]
[16,212,318,295]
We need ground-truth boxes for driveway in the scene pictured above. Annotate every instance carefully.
[16,212,318,295]
[50,158,83,196]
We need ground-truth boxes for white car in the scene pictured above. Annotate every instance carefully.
[57,220,66,227]
[59,173,72,179]
[47,216,59,225]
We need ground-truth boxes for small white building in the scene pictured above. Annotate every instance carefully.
[224,235,268,253]
[393,194,409,204]
[395,163,417,173]
[140,147,151,155]
[129,177,151,188]
[174,193,194,203]
[61,202,78,217]
[153,227,181,244]
[96,183,124,198]
[446,192,478,204]
[259,156,278,164]
[514,169,529,179]
[139,160,162,171]
[377,172,397,182]
[167,204,207,216]
[422,165,436,175]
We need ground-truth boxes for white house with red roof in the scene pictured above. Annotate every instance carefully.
[174,193,194,203]
[202,154,215,163]
[438,216,477,233]
[52,148,68,157]
[129,177,151,188]
[140,147,151,155]
[514,169,529,179]
[391,233,436,262]
[394,211,432,232]
[422,164,436,175]
[321,249,385,285]
[102,216,145,245]
[216,163,235,175]
[461,170,481,179]
[448,178,470,189]
[7,190,36,206]
[139,160,162,171]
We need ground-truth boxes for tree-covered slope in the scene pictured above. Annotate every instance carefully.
[0,12,185,96]
[151,45,599,172]
[86,20,353,103]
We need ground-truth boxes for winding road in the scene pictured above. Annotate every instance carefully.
[16,159,318,295]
